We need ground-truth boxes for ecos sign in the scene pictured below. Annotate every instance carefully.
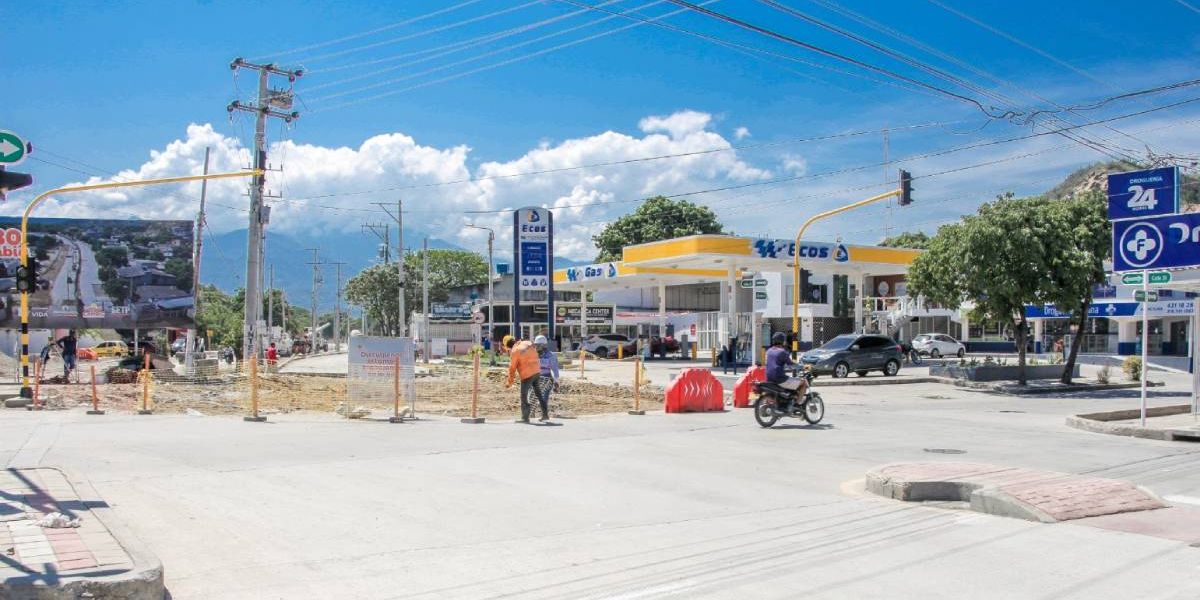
[514,207,552,291]
[752,239,849,263]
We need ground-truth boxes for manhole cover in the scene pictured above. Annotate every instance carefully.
[923,448,967,454]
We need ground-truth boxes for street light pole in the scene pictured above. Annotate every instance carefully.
[466,224,496,365]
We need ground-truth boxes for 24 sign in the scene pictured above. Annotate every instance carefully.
[1108,167,1179,221]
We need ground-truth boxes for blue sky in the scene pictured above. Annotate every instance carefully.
[7,0,1200,263]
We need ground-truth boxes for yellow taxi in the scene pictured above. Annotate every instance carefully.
[90,340,129,358]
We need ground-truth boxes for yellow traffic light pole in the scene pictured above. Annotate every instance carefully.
[791,187,902,352]
[17,170,260,397]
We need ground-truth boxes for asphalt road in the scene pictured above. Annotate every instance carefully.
[3,379,1199,599]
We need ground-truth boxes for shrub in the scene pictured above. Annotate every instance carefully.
[1122,357,1142,382]
[1096,365,1111,384]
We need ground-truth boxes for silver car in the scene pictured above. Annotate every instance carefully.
[911,333,966,358]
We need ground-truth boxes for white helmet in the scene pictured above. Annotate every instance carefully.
[533,335,549,346]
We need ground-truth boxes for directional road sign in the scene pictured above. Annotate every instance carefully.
[0,131,28,166]
[1134,290,1159,302]
[739,279,754,289]
[1121,271,1172,285]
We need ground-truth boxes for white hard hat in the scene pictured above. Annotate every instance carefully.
[534,335,548,346]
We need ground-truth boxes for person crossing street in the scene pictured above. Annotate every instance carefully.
[505,335,543,424]
[534,335,559,422]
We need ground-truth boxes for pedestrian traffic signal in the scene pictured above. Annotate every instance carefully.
[0,167,33,202]
[16,257,38,293]
[898,169,913,206]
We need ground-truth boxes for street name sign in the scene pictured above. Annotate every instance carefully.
[1120,271,1172,285]
[1134,290,1159,302]
[0,131,28,166]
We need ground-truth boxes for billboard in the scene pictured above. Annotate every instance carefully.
[0,217,195,329]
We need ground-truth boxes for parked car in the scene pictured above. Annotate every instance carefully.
[650,335,680,356]
[800,333,903,378]
[170,338,187,354]
[90,340,129,358]
[580,333,635,358]
[911,333,966,358]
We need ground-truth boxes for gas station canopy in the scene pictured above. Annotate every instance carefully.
[555,234,920,291]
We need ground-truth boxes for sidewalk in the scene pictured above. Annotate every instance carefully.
[1067,404,1200,441]
[1,468,162,599]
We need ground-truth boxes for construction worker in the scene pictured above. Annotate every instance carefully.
[505,335,542,423]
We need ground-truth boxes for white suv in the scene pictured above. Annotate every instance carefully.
[580,333,633,358]
[911,333,966,358]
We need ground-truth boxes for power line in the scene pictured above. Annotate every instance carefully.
[299,0,546,65]
[655,0,1013,119]
[307,0,698,110]
[308,0,625,77]
[308,0,654,100]
[254,0,489,61]
[758,0,1142,164]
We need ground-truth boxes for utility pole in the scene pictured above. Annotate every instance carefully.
[374,200,405,336]
[227,57,302,362]
[267,264,275,344]
[362,222,390,263]
[422,237,430,363]
[185,146,211,372]
[331,261,346,351]
[306,248,321,353]
[465,224,496,365]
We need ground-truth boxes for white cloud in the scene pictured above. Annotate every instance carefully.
[734,126,750,140]
[780,154,807,176]
[33,111,776,262]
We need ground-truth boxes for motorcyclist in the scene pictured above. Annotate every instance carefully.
[765,332,807,402]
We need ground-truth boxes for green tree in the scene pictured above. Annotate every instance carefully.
[346,249,488,334]
[345,264,402,335]
[907,194,1054,385]
[1041,192,1110,384]
[592,196,725,262]
[879,231,931,249]
[95,247,129,270]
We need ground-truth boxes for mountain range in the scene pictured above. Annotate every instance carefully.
[199,228,588,308]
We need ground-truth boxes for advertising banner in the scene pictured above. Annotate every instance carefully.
[515,208,551,291]
[430,302,473,320]
[1025,299,1195,319]
[1107,166,1179,221]
[554,305,614,324]
[0,216,195,329]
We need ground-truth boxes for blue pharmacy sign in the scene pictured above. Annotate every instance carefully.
[1112,212,1200,272]
[1107,166,1179,221]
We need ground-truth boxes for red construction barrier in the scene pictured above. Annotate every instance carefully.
[664,368,724,413]
[732,366,766,408]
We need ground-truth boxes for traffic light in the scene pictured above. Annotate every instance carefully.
[898,169,913,206]
[0,167,33,202]
[16,257,38,293]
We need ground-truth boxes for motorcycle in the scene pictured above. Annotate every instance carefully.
[751,367,825,428]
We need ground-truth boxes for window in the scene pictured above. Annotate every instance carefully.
[858,336,889,349]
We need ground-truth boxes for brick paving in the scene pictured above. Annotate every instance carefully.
[0,468,132,583]
[871,462,1166,521]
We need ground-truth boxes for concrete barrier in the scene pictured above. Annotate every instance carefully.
[664,368,724,413]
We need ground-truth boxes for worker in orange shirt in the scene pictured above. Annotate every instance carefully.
[505,335,543,423]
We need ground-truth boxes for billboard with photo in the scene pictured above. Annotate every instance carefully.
[0,217,195,329]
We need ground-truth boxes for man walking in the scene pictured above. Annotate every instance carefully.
[505,336,542,424]
[534,335,559,422]
[55,330,78,381]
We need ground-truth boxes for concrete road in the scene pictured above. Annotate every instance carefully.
[279,351,348,375]
[2,381,1199,599]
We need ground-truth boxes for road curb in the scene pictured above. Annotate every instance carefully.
[1065,404,1198,442]
[865,462,1165,523]
[1,467,164,600]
